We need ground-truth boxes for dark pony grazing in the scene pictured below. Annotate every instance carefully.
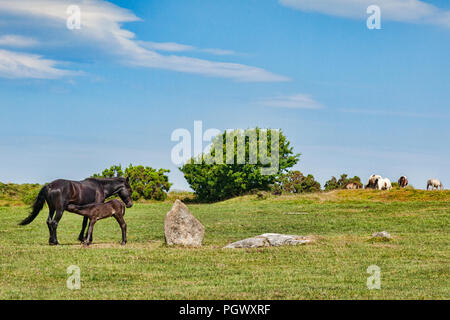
[19,177,133,245]
[398,176,408,188]
[66,199,127,246]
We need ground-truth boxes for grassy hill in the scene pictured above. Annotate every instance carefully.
[0,189,448,299]
[0,182,41,207]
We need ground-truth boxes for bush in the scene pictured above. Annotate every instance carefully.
[22,189,41,205]
[324,174,362,191]
[92,165,124,178]
[270,183,283,196]
[275,171,321,194]
[180,128,300,202]
[324,176,339,191]
[131,191,140,201]
[0,182,42,205]
[256,191,269,200]
[92,164,172,201]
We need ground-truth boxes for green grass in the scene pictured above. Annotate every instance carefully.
[0,190,449,299]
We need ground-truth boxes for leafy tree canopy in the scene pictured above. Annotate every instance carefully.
[275,170,321,194]
[180,128,299,202]
[93,164,171,201]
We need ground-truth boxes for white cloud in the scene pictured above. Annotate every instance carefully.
[0,49,76,79]
[0,0,287,82]
[259,94,324,109]
[138,41,196,52]
[0,35,38,47]
[200,48,236,56]
[138,41,235,55]
[279,0,450,28]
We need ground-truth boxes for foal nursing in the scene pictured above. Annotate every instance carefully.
[67,199,127,246]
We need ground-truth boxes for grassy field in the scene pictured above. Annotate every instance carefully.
[0,189,449,299]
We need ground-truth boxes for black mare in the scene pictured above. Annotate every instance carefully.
[19,177,133,245]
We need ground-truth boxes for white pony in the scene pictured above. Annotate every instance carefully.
[427,179,443,190]
[376,177,392,190]
[366,174,382,189]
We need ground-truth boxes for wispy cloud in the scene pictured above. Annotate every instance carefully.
[138,41,236,55]
[259,94,324,109]
[279,0,450,28]
[0,0,287,82]
[138,41,196,52]
[200,48,236,56]
[0,35,38,47]
[0,49,77,79]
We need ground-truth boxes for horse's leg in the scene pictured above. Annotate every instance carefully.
[84,219,94,243]
[78,217,88,242]
[46,207,55,245]
[47,190,64,245]
[114,215,127,245]
[84,219,96,246]
[83,194,105,242]
[49,208,64,245]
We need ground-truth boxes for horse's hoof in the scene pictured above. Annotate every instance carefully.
[120,241,127,246]
[49,241,59,246]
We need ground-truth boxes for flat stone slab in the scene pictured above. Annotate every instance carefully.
[284,212,309,215]
[224,233,312,249]
[372,231,391,239]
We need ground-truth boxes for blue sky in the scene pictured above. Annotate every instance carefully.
[0,0,449,190]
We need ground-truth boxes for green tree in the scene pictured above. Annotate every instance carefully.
[180,128,300,202]
[324,174,362,191]
[93,164,172,201]
[276,171,321,194]
[92,165,124,178]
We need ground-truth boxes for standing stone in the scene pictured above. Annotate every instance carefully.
[164,200,205,247]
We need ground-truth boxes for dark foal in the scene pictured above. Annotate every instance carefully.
[66,199,127,246]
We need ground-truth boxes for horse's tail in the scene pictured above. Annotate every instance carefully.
[19,186,48,226]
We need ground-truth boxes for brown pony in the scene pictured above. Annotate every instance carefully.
[398,176,408,188]
[67,199,127,246]
[344,182,362,189]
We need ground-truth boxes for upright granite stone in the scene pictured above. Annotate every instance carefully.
[164,200,205,247]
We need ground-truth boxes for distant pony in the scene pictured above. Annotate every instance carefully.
[398,176,408,188]
[427,179,443,190]
[344,182,362,189]
[365,175,382,189]
[375,178,392,190]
